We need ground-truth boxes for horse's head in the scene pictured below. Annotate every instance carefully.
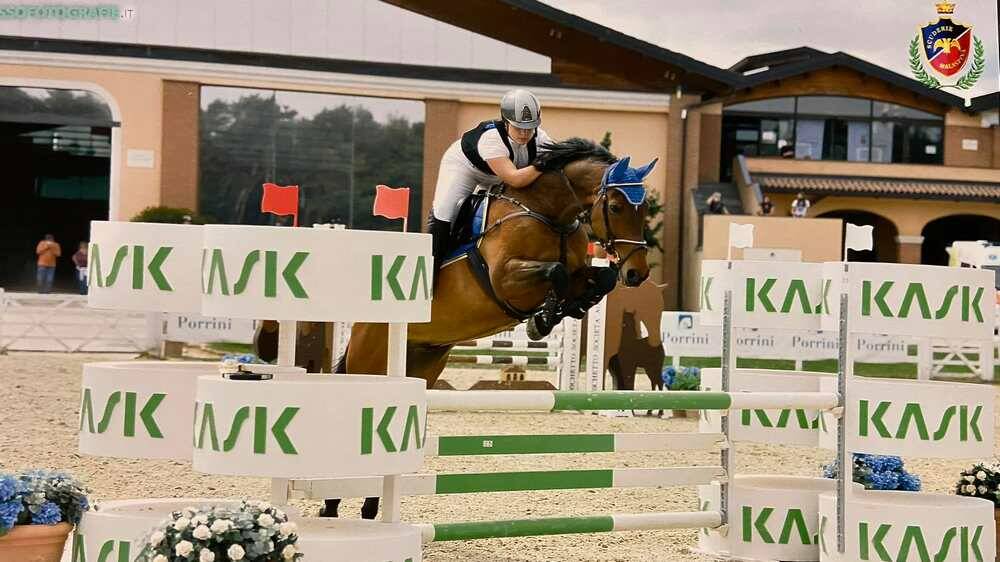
[588,156,656,287]
[536,139,655,287]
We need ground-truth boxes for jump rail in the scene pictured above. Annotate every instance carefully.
[426,390,840,412]
[417,511,724,543]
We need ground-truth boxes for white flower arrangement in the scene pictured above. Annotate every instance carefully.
[136,501,302,562]
[956,461,1000,507]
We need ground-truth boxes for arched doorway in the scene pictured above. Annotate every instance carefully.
[0,83,117,292]
[921,214,1000,265]
[817,210,899,262]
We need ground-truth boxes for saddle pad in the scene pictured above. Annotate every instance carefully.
[444,196,489,262]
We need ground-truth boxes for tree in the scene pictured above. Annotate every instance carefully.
[198,92,424,231]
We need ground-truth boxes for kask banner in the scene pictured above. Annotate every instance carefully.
[821,262,994,340]
[87,221,203,313]
[201,225,432,322]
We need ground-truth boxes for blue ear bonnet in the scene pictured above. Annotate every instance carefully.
[600,156,658,205]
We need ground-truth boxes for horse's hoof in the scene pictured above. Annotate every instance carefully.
[361,497,380,520]
[527,315,554,341]
[526,317,544,341]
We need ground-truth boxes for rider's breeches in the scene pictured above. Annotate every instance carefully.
[431,152,487,224]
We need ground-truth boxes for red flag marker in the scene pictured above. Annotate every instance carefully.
[261,183,299,227]
[373,184,411,231]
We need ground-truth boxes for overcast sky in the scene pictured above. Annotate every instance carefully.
[544,0,999,99]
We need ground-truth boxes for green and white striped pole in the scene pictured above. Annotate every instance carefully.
[293,466,725,500]
[426,390,838,412]
[425,431,724,457]
[419,511,723,543]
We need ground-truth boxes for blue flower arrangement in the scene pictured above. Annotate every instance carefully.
[661,366,701,391]
[822,454,921,492]
[221,353,262,364]
[0,470,89,536]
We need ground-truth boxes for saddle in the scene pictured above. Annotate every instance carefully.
[441,185,586,323]
[443,188,490,263]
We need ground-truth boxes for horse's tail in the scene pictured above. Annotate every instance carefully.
[334,344,349,374]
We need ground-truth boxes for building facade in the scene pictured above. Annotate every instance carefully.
[1,0,997,309]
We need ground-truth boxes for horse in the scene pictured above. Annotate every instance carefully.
[321,138,658,519]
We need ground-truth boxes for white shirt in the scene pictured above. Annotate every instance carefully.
[477,126,553,168]
[443,127,552,186]
[432,126,553,222]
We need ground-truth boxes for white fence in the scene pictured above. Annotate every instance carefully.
[662,310,998,380]
[0,290,158,353]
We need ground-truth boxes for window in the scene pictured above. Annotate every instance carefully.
[724,97,795,114]
[199,86,425,230]
[720,96,943,177]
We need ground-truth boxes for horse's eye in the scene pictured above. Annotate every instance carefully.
[609,203,622,214]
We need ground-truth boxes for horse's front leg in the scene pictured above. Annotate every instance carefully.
[494,259,569,341]
[494,258,569,300]
[561,265,619,319]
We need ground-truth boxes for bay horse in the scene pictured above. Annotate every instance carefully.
[323,138,657,519]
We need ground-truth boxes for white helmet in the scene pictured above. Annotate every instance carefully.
[500,89,541,129]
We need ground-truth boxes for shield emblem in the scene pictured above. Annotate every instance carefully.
[921,17,972,76]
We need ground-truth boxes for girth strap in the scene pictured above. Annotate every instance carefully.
[465,245,534,321]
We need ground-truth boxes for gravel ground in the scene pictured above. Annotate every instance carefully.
[1,353,996,562]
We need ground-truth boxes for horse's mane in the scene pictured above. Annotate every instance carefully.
[533,137,616,173]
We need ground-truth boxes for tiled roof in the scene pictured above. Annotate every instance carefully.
[755,173,1000,202]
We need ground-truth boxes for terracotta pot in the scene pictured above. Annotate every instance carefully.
[0,522,72,562]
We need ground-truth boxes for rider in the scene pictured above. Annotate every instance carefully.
[428,88,553,273]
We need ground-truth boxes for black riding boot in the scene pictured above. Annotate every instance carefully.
[427,215,452,285]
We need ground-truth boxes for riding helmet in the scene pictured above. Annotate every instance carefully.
[500,89,541,129]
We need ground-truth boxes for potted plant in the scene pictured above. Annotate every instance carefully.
[0,469,90,561]
[822,453,922,491]
[662,366,701,418]
[136,500,303,562]
[955,461,1000,561]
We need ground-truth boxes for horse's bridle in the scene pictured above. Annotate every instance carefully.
[557,169,648,267]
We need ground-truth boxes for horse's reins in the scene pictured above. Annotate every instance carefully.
[555,168,648,269]
[467,161,648,320]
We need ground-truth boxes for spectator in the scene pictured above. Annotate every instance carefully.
[779,144,795,159]
[791,192,811,218]
[758,196,774,216]
[35,234,61,293]
[706,192,729,215]
[72,242,89,295]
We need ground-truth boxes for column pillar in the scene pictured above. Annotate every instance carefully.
[661,94,700,309]
[895,235,924,264]
[421,99,461,232]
